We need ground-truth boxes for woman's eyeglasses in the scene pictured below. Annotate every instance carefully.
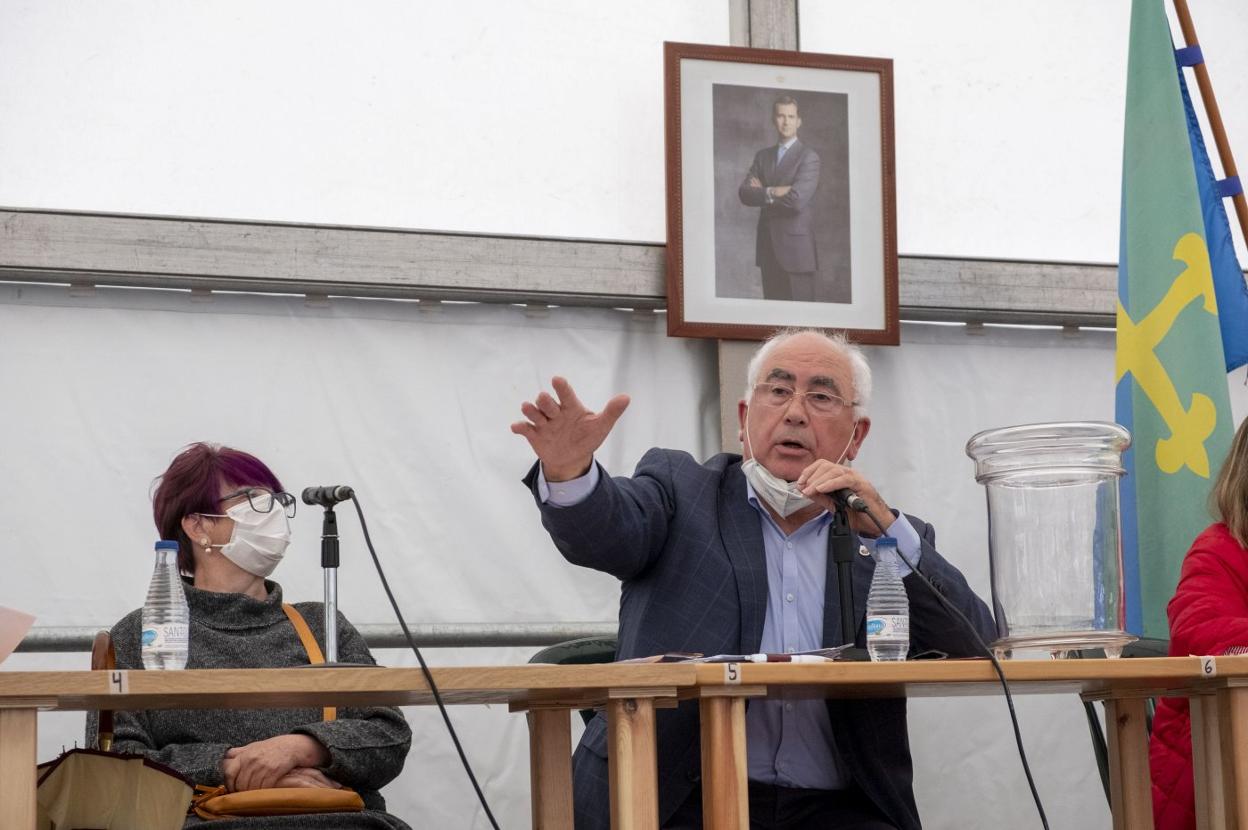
[218,487,297,518]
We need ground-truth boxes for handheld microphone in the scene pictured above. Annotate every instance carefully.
[833,488,870,512]
[301,485,355,507]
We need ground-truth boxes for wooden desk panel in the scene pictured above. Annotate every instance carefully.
[3,657,1244,829]
[0,663,698,711]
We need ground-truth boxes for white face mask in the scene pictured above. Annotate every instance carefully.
[213,501,291,577]
[742,457,815,517]
[741,396,857,518]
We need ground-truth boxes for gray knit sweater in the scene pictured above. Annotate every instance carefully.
[90,581,412,829]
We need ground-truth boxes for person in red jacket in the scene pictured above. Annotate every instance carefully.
[1150,416,1248,829]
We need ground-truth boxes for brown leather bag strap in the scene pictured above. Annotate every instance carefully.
[91,630,117,749]
[281,604,336,722]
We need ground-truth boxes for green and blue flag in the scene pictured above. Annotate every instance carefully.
[1116,0,1248,638]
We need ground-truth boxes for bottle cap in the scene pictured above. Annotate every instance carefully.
[874,536,897,548]
[154,540,180,551]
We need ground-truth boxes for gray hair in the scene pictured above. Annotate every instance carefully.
[743,328,872,419]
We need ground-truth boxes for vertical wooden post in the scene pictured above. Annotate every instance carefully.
[0,708,37,830]
[747,0,798,51]
[607,697,659,830]
[1214,686,1248,827]
[528,708,575,830]
[700,696,749,829]
[1190,694,1227,830]
[1170,0,1248,245]
[1104,697,1155,830]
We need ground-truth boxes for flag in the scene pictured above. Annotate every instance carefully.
[1116,0,1246,639]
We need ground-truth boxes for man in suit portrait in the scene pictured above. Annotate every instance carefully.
[512,328,995,830]
[738,95,823,302]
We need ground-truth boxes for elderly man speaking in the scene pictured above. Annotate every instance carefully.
[512,328,994,830]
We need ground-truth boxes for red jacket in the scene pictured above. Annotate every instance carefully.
[1150,523,1248,829]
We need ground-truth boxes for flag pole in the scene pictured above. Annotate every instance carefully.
[1170,0,1248,244]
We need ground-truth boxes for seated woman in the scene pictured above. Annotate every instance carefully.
[92,442,411,828]
[1151,417,1248,830]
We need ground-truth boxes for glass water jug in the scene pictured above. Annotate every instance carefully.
[966,422,1136,659]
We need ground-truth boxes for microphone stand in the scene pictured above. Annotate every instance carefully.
[320,504,341,663]
[313,503,376,668]
[830,503,869,661]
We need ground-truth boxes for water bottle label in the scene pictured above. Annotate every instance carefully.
[141,624,188,651]
[866,615,909,638]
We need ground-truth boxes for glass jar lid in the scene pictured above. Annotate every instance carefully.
[965,421,1132,483]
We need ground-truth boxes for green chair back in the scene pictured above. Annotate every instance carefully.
[529,636,619,725]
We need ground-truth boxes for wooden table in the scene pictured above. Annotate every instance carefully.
[0,663,697,830]
[1,657,1244,830]
[685,655,1248,830]
[1184,669,1248,829]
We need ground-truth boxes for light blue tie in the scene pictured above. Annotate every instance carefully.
[776,144,787,166]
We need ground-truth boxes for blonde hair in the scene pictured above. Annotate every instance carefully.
[1212,418,1248,547]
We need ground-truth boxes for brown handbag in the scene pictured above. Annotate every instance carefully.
[191,784,365,818]
[191,604,363,820]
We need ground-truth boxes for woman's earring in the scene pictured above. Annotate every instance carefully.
[200,537,211,550]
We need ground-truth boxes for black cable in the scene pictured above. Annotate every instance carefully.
[858,504,1050,830]
[348,494,502,830]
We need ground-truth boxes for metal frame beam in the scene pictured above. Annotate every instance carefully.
[17,622,619,653]
[1,207,1118,326]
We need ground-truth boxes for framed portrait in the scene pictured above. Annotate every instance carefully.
[663,42,899,344]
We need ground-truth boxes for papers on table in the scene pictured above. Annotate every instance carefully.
[0,605,35,666]
[620,646,851,664]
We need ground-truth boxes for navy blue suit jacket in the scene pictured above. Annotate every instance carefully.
[526,449,995,830]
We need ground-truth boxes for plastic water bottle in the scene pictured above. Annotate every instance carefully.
[141,540,189,670]
[866,536,909,662]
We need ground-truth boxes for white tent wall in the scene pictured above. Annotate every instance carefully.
[4,2,1248,259]
[0,285,719,825]
[6,283,1247,826]
[802,0,1248,263]
[0,0,730,241]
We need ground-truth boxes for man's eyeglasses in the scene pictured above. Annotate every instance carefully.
[752,382,854,416]
[218,487,297,518]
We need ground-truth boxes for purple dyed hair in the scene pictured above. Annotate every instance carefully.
[152,443,284,574]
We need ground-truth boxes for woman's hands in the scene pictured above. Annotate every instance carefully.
[222,734,332,791]
[275,767,343,789]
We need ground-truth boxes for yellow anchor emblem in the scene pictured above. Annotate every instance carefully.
[1116,232,1219,478]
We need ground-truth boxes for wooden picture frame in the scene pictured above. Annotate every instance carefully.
[664,41,899,344]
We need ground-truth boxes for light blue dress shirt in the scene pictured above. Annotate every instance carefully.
[537,459,923,791]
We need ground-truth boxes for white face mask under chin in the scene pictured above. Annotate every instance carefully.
[213,501,292,578]
[742,401,857,519]
[742,458,814,517]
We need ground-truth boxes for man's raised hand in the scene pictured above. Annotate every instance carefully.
[511,377,630,481]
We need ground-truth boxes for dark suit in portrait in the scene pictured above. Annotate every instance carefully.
[713,86,852,304]
[738,97,823,302]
